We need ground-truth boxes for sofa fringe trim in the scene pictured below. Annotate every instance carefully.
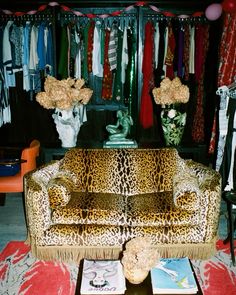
[29,238,217,263]
[152,240,217,260]
[31,244,122,263]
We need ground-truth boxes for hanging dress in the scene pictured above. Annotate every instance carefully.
[192,24,209,143]
[139,21,155,129]
[165,24,175,79]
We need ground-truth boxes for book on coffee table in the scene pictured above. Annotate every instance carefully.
[150,257,198,294]
[80,259,126,294]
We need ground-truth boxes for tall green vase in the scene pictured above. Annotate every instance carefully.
[160,105,186,146]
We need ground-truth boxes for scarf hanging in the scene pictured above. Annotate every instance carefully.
[139,21,155,129]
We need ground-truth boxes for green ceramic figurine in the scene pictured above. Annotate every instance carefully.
[104,110,138,148]
[106,110,133,141]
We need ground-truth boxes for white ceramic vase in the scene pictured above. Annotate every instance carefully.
[52,105,85,148]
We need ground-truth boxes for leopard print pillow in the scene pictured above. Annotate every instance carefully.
[47,173,76,208]
[173,158,201,211]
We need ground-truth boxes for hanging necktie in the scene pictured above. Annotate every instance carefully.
[87,21,95,74]
[189,26,195,75]
[102,29,113,100]
[108,23,118,71]
[121,26,128,84]
[183,24,190,81]
[113,29,123,103]
[81,22,90,82]
[124,26,136,114]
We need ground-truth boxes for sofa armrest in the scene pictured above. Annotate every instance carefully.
[24,175,52,237]
[185,159,221,187]
[173,156,202,211]
[173,157,221,216]
[24,161,61,237]
[173,172,201,211]
[185,159,222,241]
[47,170,78,208]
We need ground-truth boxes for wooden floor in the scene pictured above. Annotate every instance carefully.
[0,193,229,252]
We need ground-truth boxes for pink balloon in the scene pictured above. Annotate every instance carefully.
[205,3,223,20]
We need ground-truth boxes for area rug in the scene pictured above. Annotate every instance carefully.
[191,239,236,295]
[0,240,236,295]
[0,241,78,295]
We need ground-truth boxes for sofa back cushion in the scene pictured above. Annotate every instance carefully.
[59,148,178,196]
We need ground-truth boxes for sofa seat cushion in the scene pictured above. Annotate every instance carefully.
[126,192,201,227]
[35,223,205,247]
[51,191,200,228]
[36,224,128,247]
[51,192,127,226]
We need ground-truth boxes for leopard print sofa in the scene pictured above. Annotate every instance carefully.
[24,148,221,263]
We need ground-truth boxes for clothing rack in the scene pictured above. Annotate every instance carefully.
[143,13,208,24]
[0,12,54,22]
[215,78,236,191]
[59,12,138,28]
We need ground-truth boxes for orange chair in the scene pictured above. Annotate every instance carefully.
[0,140,40,193]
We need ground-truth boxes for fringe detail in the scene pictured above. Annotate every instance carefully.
[31,244,122,264]
[24,232,31,245]
[153,239,217,260]
[29,238,216,263]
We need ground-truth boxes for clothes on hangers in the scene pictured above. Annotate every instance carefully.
[165,24,175,79]
[58,25,68,79]
[154,22,160,69]
[101,29,113,100]
[177,27,184,78]
[219,99,236,190]
[92,22,103,78]
[124,26,136,114]
[139,21,155,129]
[192,24,209,143]
[108,23,118,71]
[3,21,16,88]
[183,24,190,81]
[0,18,55,126]
[189,26,195,75]
[58,16,137,108]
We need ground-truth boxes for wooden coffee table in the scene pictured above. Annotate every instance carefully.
[75,260,203,295]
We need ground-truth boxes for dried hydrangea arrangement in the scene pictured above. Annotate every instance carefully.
[152,77,190,146]
[152,77,190,106]
[36,76,93,110]
[121,237,160,284]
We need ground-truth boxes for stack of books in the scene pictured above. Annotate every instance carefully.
[150,257,198,294]
[80,259,126,294]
